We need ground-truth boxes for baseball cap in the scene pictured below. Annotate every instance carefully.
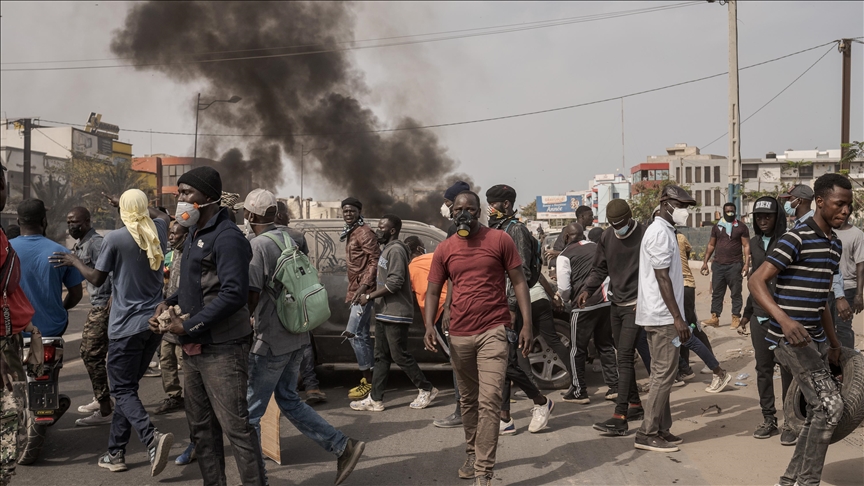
[752,196,778,214]
[242,188,277,217]
[779,184,814,201]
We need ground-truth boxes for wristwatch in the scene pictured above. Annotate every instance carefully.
[365,294,372,301]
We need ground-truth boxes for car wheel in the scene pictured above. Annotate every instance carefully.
[783,347,864,444]
[528,318,572,389]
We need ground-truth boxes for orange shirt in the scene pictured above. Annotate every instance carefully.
[409,252,447,322]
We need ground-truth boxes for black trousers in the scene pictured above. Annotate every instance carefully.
[501,309,543,413]
[751,318,793,419]
[610,304,642,416]
[569,305,617,395]
[533,299,572,376]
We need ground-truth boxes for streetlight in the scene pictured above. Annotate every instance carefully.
[300,143,327,218]
[193,94,241,164]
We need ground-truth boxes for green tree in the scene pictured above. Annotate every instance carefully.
[630,179,693,223]
[32,174,78,243]
[520,200,537,219]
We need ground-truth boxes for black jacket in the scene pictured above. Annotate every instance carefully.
[743,201,787,320]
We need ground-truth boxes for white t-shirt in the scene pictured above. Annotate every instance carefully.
[835,226,864,290]
[636,217,685,327]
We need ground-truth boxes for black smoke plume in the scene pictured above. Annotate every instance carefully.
[111,1,474,224]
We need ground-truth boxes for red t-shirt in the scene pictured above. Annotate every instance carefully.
[0,229,36,336]
[428,226,522,336]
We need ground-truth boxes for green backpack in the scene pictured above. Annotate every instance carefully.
[262,231,331,334]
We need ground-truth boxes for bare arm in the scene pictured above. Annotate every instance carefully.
[248,290,260,315]
[821,305,842,365]
[49,252,109,287]
[507,266,534,357]
[748,261,811,346]
[741,236,751,276]
[701,236,717,273]
[423,281,445,352]
[855,261,864,313]
[653,267,689,342]
[63,283,83,310]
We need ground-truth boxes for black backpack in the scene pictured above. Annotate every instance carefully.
[503,220,542,288]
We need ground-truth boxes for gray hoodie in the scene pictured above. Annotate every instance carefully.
[375,240,414,324]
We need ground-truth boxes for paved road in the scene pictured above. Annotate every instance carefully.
[10,268,864,485]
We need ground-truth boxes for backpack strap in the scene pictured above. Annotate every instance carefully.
[262,230,294,252]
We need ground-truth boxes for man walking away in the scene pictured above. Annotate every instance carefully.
[66,206,115,426]
[151,166,265,486]
[739,196,794,442]
[634,185,695,453]
[243,189,364,486]
[154,222,188,416]
[340,197,379,400]
[832,212,863,349]
[749,174,851,486]
[351,214,438,412]
[556,223,617,404]
[424,191,533,486]
[581,199,646,436]
[701,202,750,330]
[51,189,173,476]
[486,185,553,436]
[11,199,84,338]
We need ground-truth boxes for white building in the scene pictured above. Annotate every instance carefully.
[590,172,631,224]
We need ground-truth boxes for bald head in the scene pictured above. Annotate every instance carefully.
[563,222,584,246]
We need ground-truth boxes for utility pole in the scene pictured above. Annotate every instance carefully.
[726,0,741,215]
[839,38,852,168]
[22,118,32,200]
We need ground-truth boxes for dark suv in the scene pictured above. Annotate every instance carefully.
[290,219,573,389]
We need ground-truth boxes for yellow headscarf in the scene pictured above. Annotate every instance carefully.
[119,189,164,271]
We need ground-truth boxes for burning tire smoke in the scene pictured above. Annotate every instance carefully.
[110,1,474,223]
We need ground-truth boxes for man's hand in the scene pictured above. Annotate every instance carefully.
[423,326,439,353]
[149,302,169,333]
[741,265,748,278]
[779,318,811,347]
[854,293,864,314]
[835,297,853,323]
[359,294,370,306]
[551,293,564,312]
[48,252,77,268]
[673,316,691,344]
[518,321,533,358]
[167,308,187,336]
[441,307,450,335]
[103,192,120,208]
[828,346,842,366]
[700,262,710,276]
[576,291,589,309]
[737,316,750,336]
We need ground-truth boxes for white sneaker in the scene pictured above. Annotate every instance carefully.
[78,398,101,414]
[350,396,384,412]
[705,372,733,393]
[528,397,554,433]
[410,387,439,409]
[75,410,113,427]
[499,418,516,435]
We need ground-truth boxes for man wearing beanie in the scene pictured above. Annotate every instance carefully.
[150,166,265,485]
[340,196,380,401]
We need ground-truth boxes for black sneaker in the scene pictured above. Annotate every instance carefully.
[605,388,618,401]
[626,405,644,422]
[592,417,628,436]
[562,387,590,404]
[148,431,174,477]
[336,438,365,485]
[634,434,679,452]
[780,426,798,446]
[458,454,476,479]
[434,411,463,428]
[97,451,128,472]
[659,430,683,445]
[154,396,184,415]
[753,417,779,439]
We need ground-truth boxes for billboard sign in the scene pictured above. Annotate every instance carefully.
[536,195,583,220]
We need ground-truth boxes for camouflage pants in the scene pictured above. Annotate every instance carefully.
[1,335,25,486]
[80,306,110,403]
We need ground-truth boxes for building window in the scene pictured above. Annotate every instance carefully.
[657,169,668,180]
[695,167,702,183]
[704,166,711,183]
[696,191,702,206]
[714,189,722,206]
[686,213,693,227]
[685,167,692,183]
[742,165,758,179]
[714,166,721,182]
[676,167,681,181]
[612,192,620,199]
[705,189,711,206]
[696,213,702,226]
[799,165,814,177]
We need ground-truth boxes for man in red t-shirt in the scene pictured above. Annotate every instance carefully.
[424,191,533,485]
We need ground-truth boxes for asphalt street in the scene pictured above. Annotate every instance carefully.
[9,268,864,486]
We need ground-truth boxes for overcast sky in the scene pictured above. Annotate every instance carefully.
[1,1,862,209]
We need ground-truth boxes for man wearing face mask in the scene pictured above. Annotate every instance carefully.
[700,202,750,330]
[351,215,438,412]
[633,185,695,453]
[65,206,115,427]
[148,166,265,485]
[423,191,533,485]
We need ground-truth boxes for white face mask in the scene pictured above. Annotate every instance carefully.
[174,200,218,228]
[667,202,689,226]
[440,202,452,219]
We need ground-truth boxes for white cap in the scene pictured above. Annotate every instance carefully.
[242,188,277,217]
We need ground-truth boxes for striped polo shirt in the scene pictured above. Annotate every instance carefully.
[765,216,842,345]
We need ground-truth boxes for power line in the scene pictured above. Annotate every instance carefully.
[1,2,705,72]
[35,40,838,139]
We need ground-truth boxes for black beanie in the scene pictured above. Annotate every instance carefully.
[485,184,516,204]
[178,166,222,201]
[341,197,362,211]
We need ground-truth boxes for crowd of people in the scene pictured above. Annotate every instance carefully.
[0,160,861,486]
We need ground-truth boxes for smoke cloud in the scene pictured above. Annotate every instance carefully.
[110,1,474,224]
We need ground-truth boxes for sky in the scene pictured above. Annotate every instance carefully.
[1,1,862,209]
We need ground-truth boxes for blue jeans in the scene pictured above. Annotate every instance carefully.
[346,303,374,371]
[831,288,857,349]
[107,328,161,454]
[299,344,320,390]
[681,330,719,371]
[247,348,348,464]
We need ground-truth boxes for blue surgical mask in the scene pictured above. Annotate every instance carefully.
[615,223,630,236]
[783,200,796,217]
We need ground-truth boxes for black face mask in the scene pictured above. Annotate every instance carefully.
[375,230,390,245]
[724,211,735,222]
[454,210,475,238]
[68,225,85,239]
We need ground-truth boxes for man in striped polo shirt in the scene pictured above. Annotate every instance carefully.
[749,173,852,486]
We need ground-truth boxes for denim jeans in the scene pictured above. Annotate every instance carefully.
[680,331,719,371]
[346,303,374,371]
[636,325,679,438]
[107,329,161,454]
[569,305,617,395]
[184,340,266,486]
[610,304,642,416]
[831,288,857,349]
[247,348,348,472]
[299,344,320,390]
[371,320,432,402]
[710,262,744,317]
[680,286,713,368]
[774,341,841,486]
